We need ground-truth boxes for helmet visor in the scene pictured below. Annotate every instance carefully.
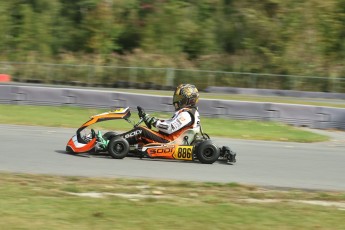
[173,94,184,104]
[173,94,183,110]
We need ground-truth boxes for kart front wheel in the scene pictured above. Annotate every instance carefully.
[108,137,129,159]
[196,140,220,164]
[66,146,74,153]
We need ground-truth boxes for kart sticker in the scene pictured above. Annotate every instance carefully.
[112,108,127,113]
[147,147,175,155]
[124,129,142,138]
[146,145,176,158]
[173,146,193,160]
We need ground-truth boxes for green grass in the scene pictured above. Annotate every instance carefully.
[0,173,344,230]
[0,104,329,142]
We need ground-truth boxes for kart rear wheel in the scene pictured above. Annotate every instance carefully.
[196,140,220,164]
[108,137,129,159]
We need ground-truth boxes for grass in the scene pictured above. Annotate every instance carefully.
[0,104,329,142]
[0,173,344,230]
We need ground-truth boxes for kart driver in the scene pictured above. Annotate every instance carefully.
[121,84,200,145]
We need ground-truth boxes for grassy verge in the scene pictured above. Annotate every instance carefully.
[0,173,344,230]
[0,104,328,142]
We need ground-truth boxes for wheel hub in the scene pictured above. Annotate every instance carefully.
[203,148,214,158]
[114,143,124,152]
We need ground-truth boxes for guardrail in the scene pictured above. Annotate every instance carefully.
[1,84,344,130]
[1,62,344,93]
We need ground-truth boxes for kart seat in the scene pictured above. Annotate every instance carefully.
[171,128,201,145]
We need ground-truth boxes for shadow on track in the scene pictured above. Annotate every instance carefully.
[54,150,234,165]
[55,150,110,158]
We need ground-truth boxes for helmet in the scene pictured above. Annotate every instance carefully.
[173,84,199,110]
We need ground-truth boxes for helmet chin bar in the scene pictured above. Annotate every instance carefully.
[174,102,180,111]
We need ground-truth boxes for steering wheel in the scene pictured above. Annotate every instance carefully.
[137,106,152,129]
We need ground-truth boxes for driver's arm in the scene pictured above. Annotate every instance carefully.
[154,111,192,134]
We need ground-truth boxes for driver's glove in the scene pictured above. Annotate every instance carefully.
[137,106,158,127]
[144,114,158,127]
[137,106,146,119]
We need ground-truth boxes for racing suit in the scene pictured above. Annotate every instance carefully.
[122,106,200,145]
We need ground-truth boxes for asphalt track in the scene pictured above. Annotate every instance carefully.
[0,124,344,191]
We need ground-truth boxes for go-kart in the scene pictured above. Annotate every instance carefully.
[66,107,236,164]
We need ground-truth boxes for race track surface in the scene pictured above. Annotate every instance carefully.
[0,124,344,191]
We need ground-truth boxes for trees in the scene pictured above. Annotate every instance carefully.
[0,1,12,57]
[0,0,343,81]
[4,0,63,60]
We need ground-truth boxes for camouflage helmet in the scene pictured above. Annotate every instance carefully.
[172,84,199,110]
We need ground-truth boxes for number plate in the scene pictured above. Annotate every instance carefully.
[173,146,193,160]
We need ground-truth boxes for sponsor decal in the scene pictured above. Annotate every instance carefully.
[147,147,175,155]
[157,124,169,130]
[171,120,182,131]
[124,130,142,139]
[113,108,127,113]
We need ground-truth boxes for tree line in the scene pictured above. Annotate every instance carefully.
[0,0,344,81]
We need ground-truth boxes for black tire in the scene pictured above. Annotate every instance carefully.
[102,131,118,140]
[195,140,220,164]
[108,137,129,159]
[66,146,74,153]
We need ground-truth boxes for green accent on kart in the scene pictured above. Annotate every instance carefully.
[97,131,109,150]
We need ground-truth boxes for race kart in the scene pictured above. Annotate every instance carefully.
[66,107,236,164]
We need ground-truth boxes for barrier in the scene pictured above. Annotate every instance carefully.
[205,86,345,99]
[1,84,344,130]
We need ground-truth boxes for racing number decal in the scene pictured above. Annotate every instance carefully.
[173,146,193,160]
